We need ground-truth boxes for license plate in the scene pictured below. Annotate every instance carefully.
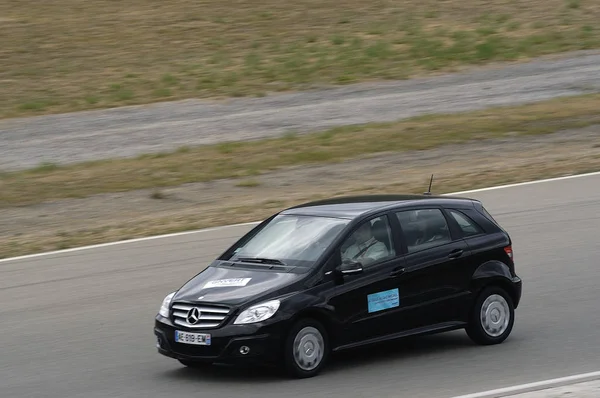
[175,330,211,346]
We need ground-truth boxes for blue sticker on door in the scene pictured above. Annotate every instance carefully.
[367,288,399,313]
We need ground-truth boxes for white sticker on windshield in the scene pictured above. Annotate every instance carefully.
[203,278,252,289]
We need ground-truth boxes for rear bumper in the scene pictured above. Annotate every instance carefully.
[512,276,523,309]
[154,315,286,365]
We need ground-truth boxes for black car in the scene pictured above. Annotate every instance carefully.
[154,194,522,378]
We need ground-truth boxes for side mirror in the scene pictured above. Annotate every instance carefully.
[336,260,363,275]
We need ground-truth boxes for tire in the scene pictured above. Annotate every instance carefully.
[466,286,515,345]
[283,318,329,379]
[178,359,212,368]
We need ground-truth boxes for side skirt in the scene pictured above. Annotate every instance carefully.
[331,321,467,352]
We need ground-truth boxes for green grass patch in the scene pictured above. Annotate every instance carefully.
[1,0,599,118]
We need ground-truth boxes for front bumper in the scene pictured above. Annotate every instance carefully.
[154,315,286,365]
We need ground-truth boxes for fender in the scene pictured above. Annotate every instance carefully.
[470,260,522,308]
[277,291,342,345]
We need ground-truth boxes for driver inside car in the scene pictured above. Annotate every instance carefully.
[342,220,389,266]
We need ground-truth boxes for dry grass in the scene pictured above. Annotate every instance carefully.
[1,160,598,260]
[1,0,599,119]
[1,93,600,207]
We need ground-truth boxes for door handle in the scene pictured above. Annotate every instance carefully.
[390,267,406,277]
[448,249,464,259]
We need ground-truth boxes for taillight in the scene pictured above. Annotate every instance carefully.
[504,245,513,261]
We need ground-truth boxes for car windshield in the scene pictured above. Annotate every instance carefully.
[225,214,350,268]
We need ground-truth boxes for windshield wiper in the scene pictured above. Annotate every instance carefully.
[237,257,287,266]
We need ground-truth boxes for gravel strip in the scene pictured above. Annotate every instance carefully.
[1,51,600,171]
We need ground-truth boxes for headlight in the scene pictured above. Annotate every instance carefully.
[158,292,175,318]
[234,300,280,325]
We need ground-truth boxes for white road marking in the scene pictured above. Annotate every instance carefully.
[449,370,600,398]
[1,170,599,264]
[447,170,600,195]
[0,221,261,263]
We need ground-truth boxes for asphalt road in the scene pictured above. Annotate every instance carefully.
[1,173,599,398]
[2,51,600,171]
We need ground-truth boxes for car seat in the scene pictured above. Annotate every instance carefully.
[371,220,392,252]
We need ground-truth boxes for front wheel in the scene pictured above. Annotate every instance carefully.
[466,286,515,345]
[283,318,329,379]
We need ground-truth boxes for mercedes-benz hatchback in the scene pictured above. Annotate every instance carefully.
[154,194,522,378]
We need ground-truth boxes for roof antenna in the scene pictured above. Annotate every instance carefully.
[423,174,434,196]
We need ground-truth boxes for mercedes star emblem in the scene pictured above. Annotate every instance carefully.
[186,307,202,325]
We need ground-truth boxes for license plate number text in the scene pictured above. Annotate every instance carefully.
[175,330,211,346]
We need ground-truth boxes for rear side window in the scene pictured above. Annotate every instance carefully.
[395,209,451,253]
[480,206,500,226]
[448,209,483,237]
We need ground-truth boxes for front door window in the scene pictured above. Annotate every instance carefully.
[340,215,395,267]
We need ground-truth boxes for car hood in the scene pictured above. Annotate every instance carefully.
[172,264,304,307]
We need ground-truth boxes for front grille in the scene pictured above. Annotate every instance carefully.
[171,302,231,329]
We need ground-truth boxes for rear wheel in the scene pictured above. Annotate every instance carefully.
[283,318,329,379]
[466,286,515,345]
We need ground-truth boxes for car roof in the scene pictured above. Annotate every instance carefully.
[281,194,476,219]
